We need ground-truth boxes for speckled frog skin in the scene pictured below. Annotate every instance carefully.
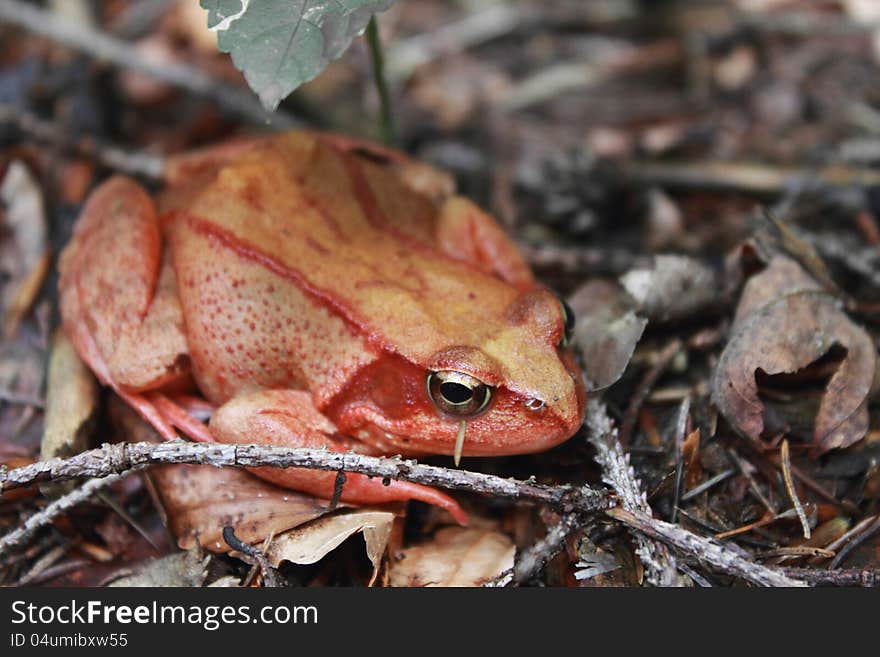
[59,131,586,523]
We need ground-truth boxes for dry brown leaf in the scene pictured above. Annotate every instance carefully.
[149,464,332,553]
[106,548,209,587]
[389,527,515,587]
[567,280,646,391]
[0,161,49,337]
[107,396,332,552]
[266,510,396,585]
[713,255,877,455]
[40,329,99,463]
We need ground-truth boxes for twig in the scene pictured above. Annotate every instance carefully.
[0,0,299,128]
[780,439,810,540]
[828,515,880,569]
[619,338,683,446]
[780,567,879,587]
[365,15,396,145]
[327,469,347,512]
[609,508,806,587]
[499,40,681,112]
[15,543,70,585]
[222,526,283,588]
[510,512,585,585]
[621,160,880,197]
[386,4,528,82]
[0,472,128,554]
[727,448,776,516]
[670,396,690,524]
[0,102,164,180]
[679,468,735,502]
[0,440,613,514]
[586,399,684,587]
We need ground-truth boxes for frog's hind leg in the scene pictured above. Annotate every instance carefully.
[59,176,192,442]
[210,389,469,525]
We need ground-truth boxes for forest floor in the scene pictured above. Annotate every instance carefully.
[0,0,879,587]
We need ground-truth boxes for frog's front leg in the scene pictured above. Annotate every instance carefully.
[210,389,469,525]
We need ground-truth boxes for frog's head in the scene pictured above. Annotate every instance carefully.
[328,287,586,462]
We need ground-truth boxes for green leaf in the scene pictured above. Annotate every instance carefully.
[201,0,395,111]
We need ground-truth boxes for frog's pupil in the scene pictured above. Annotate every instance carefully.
[441,381,473,405]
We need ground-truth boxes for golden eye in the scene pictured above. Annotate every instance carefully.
[559,297,575,347]
[426,371,492,417]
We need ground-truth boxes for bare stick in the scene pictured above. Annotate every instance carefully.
[622,160,880,196]
[0,0,299,128]
[619,338,683,446]
[781,567,879,587]
[0,102,164,180]
[586,399,684,587]
[0,471,129,554]
[511,512,584,585]
[780,439,811,540]
[387,4,527,82]
[608,508,807,587]
[222,526,283,588]
[0,440,612,514]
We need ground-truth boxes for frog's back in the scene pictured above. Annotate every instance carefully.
[163,133,564,411]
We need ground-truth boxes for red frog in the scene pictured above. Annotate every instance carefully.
[59,132,586,525]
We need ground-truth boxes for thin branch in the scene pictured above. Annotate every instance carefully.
[586,399,685,587]
[511,512,585,585]
[0,102,164,180]
[619,338,683,446]
[0,440,613,514]
[780,567,879,587]
[780,439,811,540]
[386,4,528,82]
[222,526,284,588]
[0,472,129,554]
[609,508,807,587]
[0,0,300,128]
[621,160,880,197]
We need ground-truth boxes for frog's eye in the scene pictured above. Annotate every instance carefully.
[426,371,492,417]
[558,298,576,347]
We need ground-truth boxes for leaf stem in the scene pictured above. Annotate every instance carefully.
[366,15,396,144]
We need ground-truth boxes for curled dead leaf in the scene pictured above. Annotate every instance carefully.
[266,510,396,586]
[567,280,646,391]
[389,527,515,587]
[712,255,877,455]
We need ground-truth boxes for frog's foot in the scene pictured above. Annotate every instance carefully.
[210,389,469,525]
[149,393,216,444]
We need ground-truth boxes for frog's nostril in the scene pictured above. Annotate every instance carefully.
[524,398,545,411]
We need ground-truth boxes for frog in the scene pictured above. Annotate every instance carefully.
[58,131,587,525]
